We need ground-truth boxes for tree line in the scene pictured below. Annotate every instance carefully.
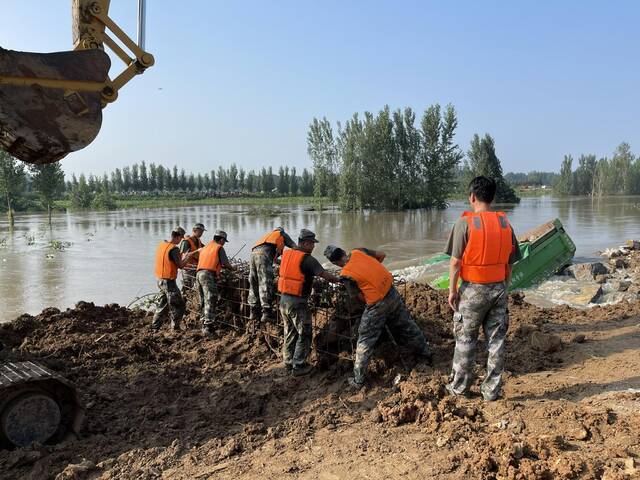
[307,104,519,210]
[554,142,639,196]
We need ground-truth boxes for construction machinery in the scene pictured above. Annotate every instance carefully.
[0,0,153,448]
[0,0,154,164]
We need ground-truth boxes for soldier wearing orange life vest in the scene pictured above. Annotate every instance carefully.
[179,223,206,293]
[151,226,200,332]
[248,227,297,322]
[196,230,234,336]
[325,245,431,389]
[277,229,339,376]
[445,176,521,401]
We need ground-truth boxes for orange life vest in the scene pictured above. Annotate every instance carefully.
[197,242,222,275]
[253,230,285,255]
[154,241,178,280]
[277,249,307,297]
[341,250,393,305]
[460,211,513,284]
[183,235,201,270]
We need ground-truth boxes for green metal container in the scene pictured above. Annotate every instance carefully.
[427,219,576,291]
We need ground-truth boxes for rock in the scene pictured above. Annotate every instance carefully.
[571,334,586,344]
[611,279,632,292]
[595,274,608,284]
[511,442,525,459]
[626,240,640,251]
[5,449,42,468]
[562,284,603,305]
[567,262,609,281]
[570,427,589,441]
[55,460,96,480]
[436,436,447,447]
[369,407,383,424]
[612,258,629,270]
[530,332,563,353]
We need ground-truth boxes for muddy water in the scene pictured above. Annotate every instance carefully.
[1,196,639,322]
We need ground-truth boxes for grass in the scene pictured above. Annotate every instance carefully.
[55,195,322,211]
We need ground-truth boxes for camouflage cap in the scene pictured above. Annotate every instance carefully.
[298,228,319,243]
[324,244,346,261]
[213,230,228,241]
[193,223,206,231]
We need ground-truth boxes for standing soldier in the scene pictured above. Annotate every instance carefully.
[248,227,296,322]
[445,176,521,401]
[324,246,431,389]
[278,229,340,376]
[180,223,206,293]
[152,227,199,332]
[196,230,234,336]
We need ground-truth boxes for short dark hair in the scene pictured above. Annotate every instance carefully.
[469,176,496,203]
[171,230,184,239]
[213,235,225,242]
[328,247,346,262]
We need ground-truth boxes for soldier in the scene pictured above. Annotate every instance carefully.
[248,227,296,322]
[445,176,521,401]
[278,229,340,376]
[324,245,431,389]
[152,226,200,332]
[180,223,206,293]
[196,230,234,336]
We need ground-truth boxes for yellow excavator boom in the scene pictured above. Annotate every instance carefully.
[0,0,154,164]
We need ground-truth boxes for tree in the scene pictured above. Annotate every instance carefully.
[29,162,65,224]
[307,117,339,200]
[289,167,299,196]
[228,164,238,191]
[555,155,574,195]
[466,134,520,203]
[139,161,149,191]
[131,164,140,191]
[0,151,26,225]
[300,168,314,196]
[69,174,94,209]
[148,163,157,191]
[91,178,116,210]
[277,166,288,195]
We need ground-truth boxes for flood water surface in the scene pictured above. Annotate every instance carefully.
[1,196,639,322]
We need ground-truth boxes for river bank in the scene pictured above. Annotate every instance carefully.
[0,246,639,479]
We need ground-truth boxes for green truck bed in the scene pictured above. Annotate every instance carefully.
[427,219,576,291]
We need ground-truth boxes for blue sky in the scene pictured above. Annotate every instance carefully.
[2,1,638,177]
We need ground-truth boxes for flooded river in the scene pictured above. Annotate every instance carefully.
[1,195,639,322]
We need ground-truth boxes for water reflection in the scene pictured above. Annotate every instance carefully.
[1,196,639,322]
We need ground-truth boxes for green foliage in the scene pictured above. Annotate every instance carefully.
[49,240,73,251]
[0,150,27,218]
[69,174,94,209]
[504,171,558,187]
[553,142,638,196]
[464,134,520,203]
[29,162,65,221]
[312,103,464,210]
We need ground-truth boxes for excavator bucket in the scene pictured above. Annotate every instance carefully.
[0,47,111,164]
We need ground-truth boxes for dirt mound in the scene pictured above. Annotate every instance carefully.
[0,282,638,479]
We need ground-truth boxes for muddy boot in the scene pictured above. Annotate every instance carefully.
[261,307,275,323]
[249,308,261,321]
[202,325,215,337]
[347,377,365,390]
[291,363,313,377]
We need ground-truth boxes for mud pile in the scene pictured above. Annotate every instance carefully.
[0,279,639,479]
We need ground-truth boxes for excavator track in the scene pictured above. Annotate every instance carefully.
[0,362,84,448]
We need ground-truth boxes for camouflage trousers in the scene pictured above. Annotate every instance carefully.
[248,250,274,313]
[181,268,197,294]
[196,270,219,327]
[448,281,509,400]
[152,279,185,330]
[354,287,430,385]
[280,294,312,369]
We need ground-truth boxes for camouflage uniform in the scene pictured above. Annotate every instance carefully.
[181,268,197,293]
[152,279,185,330]
[353,286,430,385]
[280,294,312,369]
[448,281,509,400]
[248,247,275,315]
[196,270,218,329]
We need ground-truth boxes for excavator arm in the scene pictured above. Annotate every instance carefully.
[0,0,154,164]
